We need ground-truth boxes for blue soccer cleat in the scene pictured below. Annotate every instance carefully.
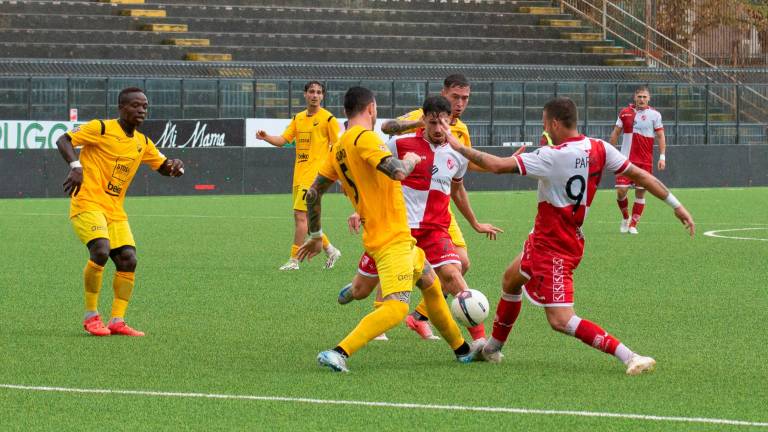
[317,350,350,373]
[338,283,354,305]
[456,339,485,364]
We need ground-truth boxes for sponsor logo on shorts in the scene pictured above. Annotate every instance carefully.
[91,225,106,231]
[396,273,413,281]
[552,257,565,302]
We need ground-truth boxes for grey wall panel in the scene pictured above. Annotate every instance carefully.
[749,145,768,186]
[145,148,246,196]
[242,148,296,194]
[0,150,49,198]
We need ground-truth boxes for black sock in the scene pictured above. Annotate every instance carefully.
[413,311,429,321]
[333,346,349,357]
[453,342,470,357]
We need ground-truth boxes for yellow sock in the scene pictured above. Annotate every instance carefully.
[110,271,135,320]
[338,300,408,356]
[321,234,330,249]
[290,244,299,259]
[414,298,429,319]
[420,278,464,350]
[83,260,105,312]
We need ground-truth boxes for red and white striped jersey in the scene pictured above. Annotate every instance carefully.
[515,135,631,258]
[386,130,469,230]
[616,104,663,165]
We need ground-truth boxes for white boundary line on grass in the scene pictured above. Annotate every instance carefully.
[1,384,767,428]
[703,227,768,242]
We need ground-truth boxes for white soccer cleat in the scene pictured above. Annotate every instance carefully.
[479,344,505,364]
[324,246,341,269]
[373,333,389,341]
[279,258,300,271]
[628,226,639,235]
[317,349,349,373]
[625,354,656,376]
[620,219,630,233]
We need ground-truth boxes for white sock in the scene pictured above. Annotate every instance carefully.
[84,311,99,320]
[565,315,582,336]
[615,343,635,364]
[485,337,504,352]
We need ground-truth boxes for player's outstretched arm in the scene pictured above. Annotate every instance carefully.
[624,165,695,237]
[376,152,421,181]
[255,130,288,147]
[297,175,335,261]
[440,118,518,174]
[56,134,83,197]
[381,119,424,135]
[450,180,503,240]
[157,159,185,177]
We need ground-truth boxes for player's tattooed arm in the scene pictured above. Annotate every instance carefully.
[377,153,420,181]
[305,175,334,234]
[451,143,520,175]
[380,119,424,135]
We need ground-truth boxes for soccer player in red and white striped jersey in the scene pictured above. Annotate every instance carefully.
[445,97,694,375]
[609,86,667,234]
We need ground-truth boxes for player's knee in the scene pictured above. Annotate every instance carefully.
[459,255,470,275]
[87,240,110,266]
[113,248,137,272]
[440,267,464,296]
[546,313,570,333]
[381,292,411,318]
[416,270,436,289]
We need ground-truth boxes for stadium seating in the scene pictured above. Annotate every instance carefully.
[0,0,644,65]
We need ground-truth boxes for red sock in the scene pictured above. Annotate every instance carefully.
[571,317,621,355]
[491,293,522,343]
[617,197,629,220]
[468,324,486,341]
[630,198,646,227]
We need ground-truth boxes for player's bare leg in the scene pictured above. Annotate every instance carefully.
[544,306,655,375]
[83,238,111,336]
[482,253,525,363]
[338,275,388,340]
[456,246,470,275]
[107,246,144,337]
[616,187,631,233]
[415,263,479,363]
[629,188,647,234]
[280,210,308,270]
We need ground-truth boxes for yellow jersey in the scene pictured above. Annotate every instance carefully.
[66,119,166,221]
[318,125,413,253]
[281,107,340,187]
[397,108,472,147]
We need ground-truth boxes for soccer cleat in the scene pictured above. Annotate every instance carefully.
[405,315,440,340]
[620,219,630,233]
[317,350,349,373]
[456,339,484,364]
[279,258,300,271]
[626,354,656,376]
[107,320,145,337]
[83,315,110,336]
[373,333,389,341]
[479,344,505,364]
[324,246,341,269]
[338,283,354,305]
[629,226,639,235]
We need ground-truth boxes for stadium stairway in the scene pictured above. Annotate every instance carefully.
[0,0,645,66]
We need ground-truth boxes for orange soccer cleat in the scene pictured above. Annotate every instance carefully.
[83,315,111,336]
[107,320,145,337]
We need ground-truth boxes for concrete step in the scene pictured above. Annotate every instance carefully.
[120,9,166,17]
[0,42,626,65]
[164,38,210,46]
[583,46,624,54]
[539,19,581,27]
[562,32,603,41]
[185,52,232,61]
[604,58,646,66]
[141,23,188,32]
[519,6,561,14]
[99,0,144,3]
[145,0,554,13]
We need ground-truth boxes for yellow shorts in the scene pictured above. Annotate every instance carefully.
[292,184,310,212]
[370,241,425,299]
[447,211,467,248]
[71,211,135,249]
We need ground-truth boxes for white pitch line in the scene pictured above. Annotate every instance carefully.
[703,227,768,242]
[1,384,766,428]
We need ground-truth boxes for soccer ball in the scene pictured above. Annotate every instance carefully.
[450,289,490,327]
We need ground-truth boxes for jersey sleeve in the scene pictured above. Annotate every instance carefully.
[66,119,103,148]
[141,138,167,170]
[356,131,393,169]
[281,116,297,142]
[515,147,553,179]
[384,136,399,158]
[615,116,623,128]
[453,154,469,180]
[602,140,631,174]
[317,150,339,181]
[327,115,340,147]
[653,112,664,131]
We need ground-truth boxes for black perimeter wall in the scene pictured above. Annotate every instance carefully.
[1,146,767,199]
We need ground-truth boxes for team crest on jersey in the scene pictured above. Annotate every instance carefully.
[71,126,81,133]
[446,158,456,170]
[641,115,647,121]
[456,132,463,139]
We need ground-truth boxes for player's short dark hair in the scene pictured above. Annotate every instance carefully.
[443,74,470,89]
[344,86,375,118]
[422,95,452,117]
[304,80,325,94]
[118,87,145,106]
[543,97,578,129]
[635,85,650,94]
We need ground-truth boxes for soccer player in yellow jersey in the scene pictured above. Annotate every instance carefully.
[256,81,342,271]
[297,86,481,372]
[381,74,497,338]
[55,87,184,337]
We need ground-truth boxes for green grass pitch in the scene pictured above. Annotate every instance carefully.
[0,188,766,431]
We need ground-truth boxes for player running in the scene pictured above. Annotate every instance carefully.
[339,95,502,344]
[609,86,667,234]
[56,87,185,337]
[297,87,480,372]
[444,97,694,375]
[256,80,342,270]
